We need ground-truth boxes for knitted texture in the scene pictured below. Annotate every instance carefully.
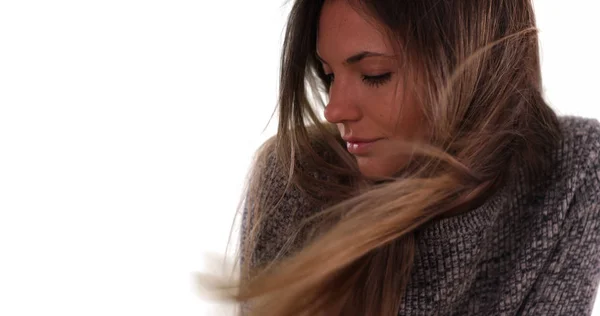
[240,116,600,315]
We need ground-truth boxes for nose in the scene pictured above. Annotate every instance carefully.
[323,81,362,124]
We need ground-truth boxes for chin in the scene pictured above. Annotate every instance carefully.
[356,156,395,180]
[356,155,410,180]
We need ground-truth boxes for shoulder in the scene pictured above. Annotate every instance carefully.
[558,115,600,158]
[250,132,337,198]
[250,136,287,195]
[543,116,600,225]
[246,135,309,223]
[506,116,599,228]
[510,116,600,314]
[251,126,347,202]
[242,133,334,264]
[556,116,600,188]
[241,136,310,268]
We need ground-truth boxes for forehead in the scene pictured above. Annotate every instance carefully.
[317,0,393,60]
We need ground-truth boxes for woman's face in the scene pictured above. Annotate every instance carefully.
[317,0,426,179]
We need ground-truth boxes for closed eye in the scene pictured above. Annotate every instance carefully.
[362,73,392,88]
[323,72,392,88]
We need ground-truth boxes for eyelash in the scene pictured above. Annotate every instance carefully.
[324,73,392,88]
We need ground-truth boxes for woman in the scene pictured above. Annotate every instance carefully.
[233,0,600,315]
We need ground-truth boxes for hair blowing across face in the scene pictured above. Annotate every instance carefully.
[222,0,562,315]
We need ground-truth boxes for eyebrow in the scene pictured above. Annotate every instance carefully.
[315,51,389,65]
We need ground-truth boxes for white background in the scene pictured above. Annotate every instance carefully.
[0,1,598,315]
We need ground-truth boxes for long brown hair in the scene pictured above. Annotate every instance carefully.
[220,0,561,315]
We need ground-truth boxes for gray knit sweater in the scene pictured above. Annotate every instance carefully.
[241,116,600,315]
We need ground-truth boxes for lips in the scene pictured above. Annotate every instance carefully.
[343,137,380,143]
[344,138,381,155]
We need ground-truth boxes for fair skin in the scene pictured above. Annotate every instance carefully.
[317,0,426,179]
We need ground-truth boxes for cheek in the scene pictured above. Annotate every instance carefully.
[388,84,424,139]
[359,88,425,178]
[394,107,423,140]
[364,85,419,138]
